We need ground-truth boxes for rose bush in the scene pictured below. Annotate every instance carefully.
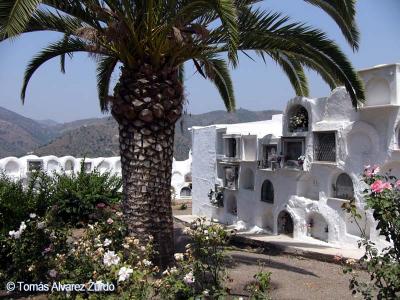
[342,165,400,299]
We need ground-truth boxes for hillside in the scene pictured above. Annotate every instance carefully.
[0,107,59,157]
[0,107,281,160]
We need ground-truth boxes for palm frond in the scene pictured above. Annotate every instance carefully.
[0,0,42,37]
[267,52,310,97]
[232,8,364,106]
[305,0,359,50]
[21,37,91,102]
[0,9,85,42]
[203,57,236,111]
[96,55,118,112]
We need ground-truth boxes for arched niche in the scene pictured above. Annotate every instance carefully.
[64,160,75,171]
[365,78,391,106]
[307,213,329,242]
[4,160,20,175]
[226,195,237,216]
[345,121,379,158]
[347,132,372,156]
[287,105,309,132]
[261,180,274,203]
[47,160,60,172]
[180,187,191,197]
[333,173,354,200]
[240,168,254,190]
[277,210,294,235]
[98,161,111,172]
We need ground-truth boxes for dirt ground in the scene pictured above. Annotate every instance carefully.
[173,211,369,300]
[225,250,367,299]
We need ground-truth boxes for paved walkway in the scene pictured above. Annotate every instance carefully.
[174,214,365,261]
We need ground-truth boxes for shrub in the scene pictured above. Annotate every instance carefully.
[0,214,69,285]
[179,203,187,210]
[159,218,231,299]
[342,165,400,299]
[50,211,156,299]
[47,162,122,226]
[246,269,272,300]
[0,173,31,234]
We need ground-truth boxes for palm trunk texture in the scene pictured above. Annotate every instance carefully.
[111,64,183,267]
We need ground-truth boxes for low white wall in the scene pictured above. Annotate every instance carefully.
[0,154,192,200]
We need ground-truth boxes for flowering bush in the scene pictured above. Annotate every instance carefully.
[0,214,69,285]
[342,165,400,299]
[50,211,157,299]
[159,218,231,299]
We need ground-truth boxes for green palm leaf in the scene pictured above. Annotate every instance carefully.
[21,37,91,102]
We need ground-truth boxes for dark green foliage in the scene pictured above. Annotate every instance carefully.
[0,161,122,233]
[47,161,122,226]
[0,173,32,233]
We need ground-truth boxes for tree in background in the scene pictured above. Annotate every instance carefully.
[0,0,364,267]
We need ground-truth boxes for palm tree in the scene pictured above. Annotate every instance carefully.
[0,0,364,267]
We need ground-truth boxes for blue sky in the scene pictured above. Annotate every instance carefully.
[0,0,399,122]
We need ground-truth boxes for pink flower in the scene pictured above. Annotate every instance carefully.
[371,180,392,193]
[96,203,106,209]
[395,180,400,188]
[372,166,380,175]
[107,218,114,224]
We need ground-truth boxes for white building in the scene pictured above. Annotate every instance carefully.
[0,154,192,201]
[191,63,400,249]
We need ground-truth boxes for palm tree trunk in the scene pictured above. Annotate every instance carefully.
[112,64,183,267]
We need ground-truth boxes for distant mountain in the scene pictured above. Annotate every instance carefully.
[0,106,281,160]
[0,107,59,157]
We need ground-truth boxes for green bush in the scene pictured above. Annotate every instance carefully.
[0,173,31,234]
[0,215,69,285]
[47,162,122,226]
[0,161,122,232]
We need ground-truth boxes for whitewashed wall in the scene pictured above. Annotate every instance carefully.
[191,63,400,250]
[0,154,192,200]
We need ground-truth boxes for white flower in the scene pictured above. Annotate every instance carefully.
[183,227,191,234]
[103,250,120,267]
[203,289,210,296]
[133,239,140,245]
[88,224,94,230]
[107,218,114,224]
[169,267,178,274]
[116,212,123,217]
[174,253,184,261]
[37,222,45,229]
[48,269,57,278]
[142,259,152,267]
[29,213,36,219]
[118,266,133,282]
[140,246,146,252]
[183,271,195,285]
[19,222,27,232]
[103,238,112,247]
